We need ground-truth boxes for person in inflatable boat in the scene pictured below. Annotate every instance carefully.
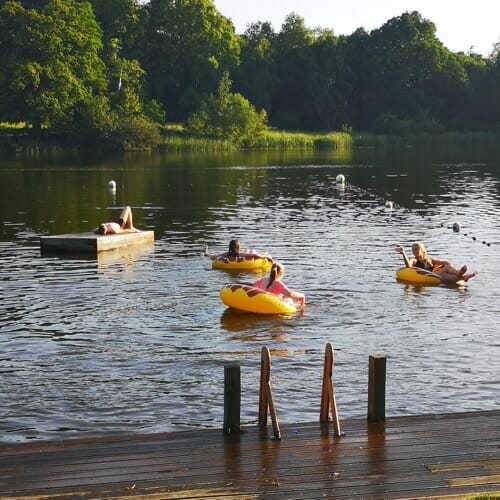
[395,242,478,282]
[208,239,273,263]
[254,262,306,308]
[96,206,140,235]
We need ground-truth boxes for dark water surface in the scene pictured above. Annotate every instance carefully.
[0,146,499,442]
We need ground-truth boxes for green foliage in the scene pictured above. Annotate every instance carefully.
[0,0,107,130]
[72,94,161,150]
[161,136,235,152]
[186,72,268,142]
[239,130,352,150]
[143,99,166,124]
[234,22,276,116]
[141,0,240,120]
[372,112,444,135]
[1,0,500,148]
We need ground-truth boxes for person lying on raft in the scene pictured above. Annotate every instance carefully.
[254,262,306,308]
[206,239,273,263]
[395,242,478,282]
[95,206,140,235]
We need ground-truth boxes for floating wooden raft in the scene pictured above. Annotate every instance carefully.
[40,230,155,255]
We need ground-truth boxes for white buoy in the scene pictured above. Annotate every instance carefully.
[108,180,116,190]
[336,174,345,184]
[385,200,393,209]
[453,222,461,232]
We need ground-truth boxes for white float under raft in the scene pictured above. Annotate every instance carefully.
[40,230,155,256]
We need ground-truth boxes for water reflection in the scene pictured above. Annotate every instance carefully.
[0,146,499,442]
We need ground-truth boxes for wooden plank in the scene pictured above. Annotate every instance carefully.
[429,459,500,473]
[40,230,154,255]
[0,411,498,499]
[447,474,500,487]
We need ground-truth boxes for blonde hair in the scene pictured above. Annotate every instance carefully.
[412,242,433,266]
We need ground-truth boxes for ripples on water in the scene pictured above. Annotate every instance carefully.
[0,157,499,442]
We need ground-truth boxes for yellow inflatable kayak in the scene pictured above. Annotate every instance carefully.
[396,267,442,285]
[211,255,272,271]
[220,284,297,314]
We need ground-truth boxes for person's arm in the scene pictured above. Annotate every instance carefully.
[394,246,414,268]
[290,290,306,308]
[241,251,273,262]
[278,282,305,307]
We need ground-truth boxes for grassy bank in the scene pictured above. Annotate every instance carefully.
[355,130,500,147]
[2,122,500,153]
[160,125,354,152]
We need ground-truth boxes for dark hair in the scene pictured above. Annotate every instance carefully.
[228,239,240,257]
[267,262,283,289]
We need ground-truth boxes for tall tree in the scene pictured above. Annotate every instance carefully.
[186,71,268,142]
[363,11,469,129]
[87,0,144,58]
[0,0,106,129]
[233,22,276,117]
[140,0,240,121]
[271,13,314,129]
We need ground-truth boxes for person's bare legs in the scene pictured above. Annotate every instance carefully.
[436,268,478,283]
[462,271,478,282]
[119,206,137,231]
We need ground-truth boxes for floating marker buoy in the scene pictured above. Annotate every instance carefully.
[384,200,393,209]
[336,174,345,184]
[108,180,116,190]
[452,222,461,232]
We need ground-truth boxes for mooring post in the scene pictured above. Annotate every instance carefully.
[223,364,241,434]
[320,342,341,435]
[368,354,386,422]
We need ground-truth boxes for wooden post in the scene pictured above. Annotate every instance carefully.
[223,364,241,434]
[319,343,341,436]
[258,347,281,440]
[368,354,386,422]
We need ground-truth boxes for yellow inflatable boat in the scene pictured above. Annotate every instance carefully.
[211,255,273,271]
[396,267,442,285]
[220,284,297,314]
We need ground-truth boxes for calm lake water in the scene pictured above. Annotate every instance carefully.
[0,145,499,443]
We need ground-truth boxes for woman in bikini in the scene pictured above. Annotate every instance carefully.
[254,262,305,308]
[96,206,139,235]
[395,242,478,282]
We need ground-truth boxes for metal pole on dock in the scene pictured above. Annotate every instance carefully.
[368,354,386,422]
[223,364,241,434]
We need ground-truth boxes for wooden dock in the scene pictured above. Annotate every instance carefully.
[40,230,154,255]
[0,410,498,499]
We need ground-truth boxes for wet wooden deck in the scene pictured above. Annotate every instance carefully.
[40,230,154,255]
[0,410,498,499]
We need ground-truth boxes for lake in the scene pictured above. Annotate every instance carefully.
[0,145,499,442]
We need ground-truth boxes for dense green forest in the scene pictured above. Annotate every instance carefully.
[0,0,499,150]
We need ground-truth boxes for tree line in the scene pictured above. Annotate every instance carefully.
[1,0,499,150]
